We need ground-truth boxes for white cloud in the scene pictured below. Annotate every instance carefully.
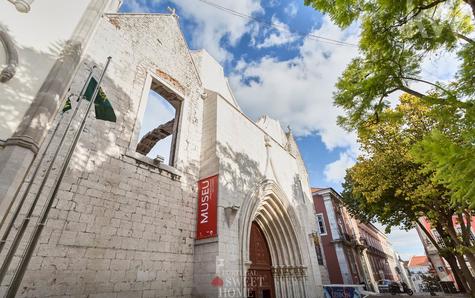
[228,15,459,188]
[255,16,298,48]
[284,2,298,18]
[374,223,425,261]
[169,0,262,62]
[230,17,360,151]
[420,50,459,82]
[390,229,426,260]
[229,17,362,187]
[323,151,355,184]
[124,0,151,12]
[124,0,263,61]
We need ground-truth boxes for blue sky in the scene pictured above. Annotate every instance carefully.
[138,91,175,164]
[121,0,426,260]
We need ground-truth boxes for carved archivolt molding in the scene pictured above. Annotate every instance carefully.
[7,0,33,13]
[0,29,18,83]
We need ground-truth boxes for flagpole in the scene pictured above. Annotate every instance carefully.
[0,67,96,257]
[0,65,95,228]
[5,56,111,297]
[0,68,97,287]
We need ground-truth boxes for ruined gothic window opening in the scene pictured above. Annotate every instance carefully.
[136,78,182,166]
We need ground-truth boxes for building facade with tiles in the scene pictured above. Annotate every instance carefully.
[0,1,324,297]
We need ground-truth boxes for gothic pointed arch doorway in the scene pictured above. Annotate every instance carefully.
[248,221,275,298]
[239,181,312,297]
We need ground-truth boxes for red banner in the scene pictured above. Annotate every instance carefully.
[196,175,218,239]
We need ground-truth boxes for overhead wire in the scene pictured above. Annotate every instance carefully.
[194,0,359,47]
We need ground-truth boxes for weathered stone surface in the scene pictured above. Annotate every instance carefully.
[0,8,324,298]
[0,13,201,297]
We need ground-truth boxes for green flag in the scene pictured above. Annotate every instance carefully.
[84,77,117,122]
[62,97,72,113]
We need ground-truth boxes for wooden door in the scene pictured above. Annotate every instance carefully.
[247,222,275,298]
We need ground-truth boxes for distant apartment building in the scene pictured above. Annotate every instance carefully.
[408,256,432,292]
[394,252,415,290]
[358,220,398,282]
[312,188,399,292]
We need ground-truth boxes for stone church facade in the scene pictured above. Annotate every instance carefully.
[0,1,324,297]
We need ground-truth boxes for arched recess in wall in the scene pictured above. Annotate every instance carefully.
[238,179,311,298]
[0,29,18,83]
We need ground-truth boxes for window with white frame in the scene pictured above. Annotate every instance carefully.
[135,77,182,166]
[316,213,327,236]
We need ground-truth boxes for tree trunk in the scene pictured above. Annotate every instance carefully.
[456,253,475,295]
[458,213,475,268]
[416,220,442,250]
[445,254,468,293]
[446,218,475,275]
[464,0,475,19]
[435,224,475,295]
[458,213,471,246]
[418,219,475,294]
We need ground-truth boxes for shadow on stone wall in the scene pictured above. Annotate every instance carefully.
[292,174,306,204]
[216,139,312,252]
[0,24,59,140]
[0,61,186,295]
[216,142,264,206]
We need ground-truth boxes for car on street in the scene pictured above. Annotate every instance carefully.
[377,279,393,293]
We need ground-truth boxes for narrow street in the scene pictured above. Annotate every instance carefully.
[375,294,470,298]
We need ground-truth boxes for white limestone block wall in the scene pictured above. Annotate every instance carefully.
[193,88,324,297]
[0,13,203,297]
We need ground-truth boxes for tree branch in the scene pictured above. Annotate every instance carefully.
[399,85,429,99]
[463,0,475,19]
[456,33,475,45]
[416,219,442,251]
[398,76,454,96]
[372,88,399,123]
[389,0,447,30]
[420,0,447,10]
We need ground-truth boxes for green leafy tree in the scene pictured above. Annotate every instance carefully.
[305,0,475,205]
[341,95,475,293]
[411,104,475,207]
